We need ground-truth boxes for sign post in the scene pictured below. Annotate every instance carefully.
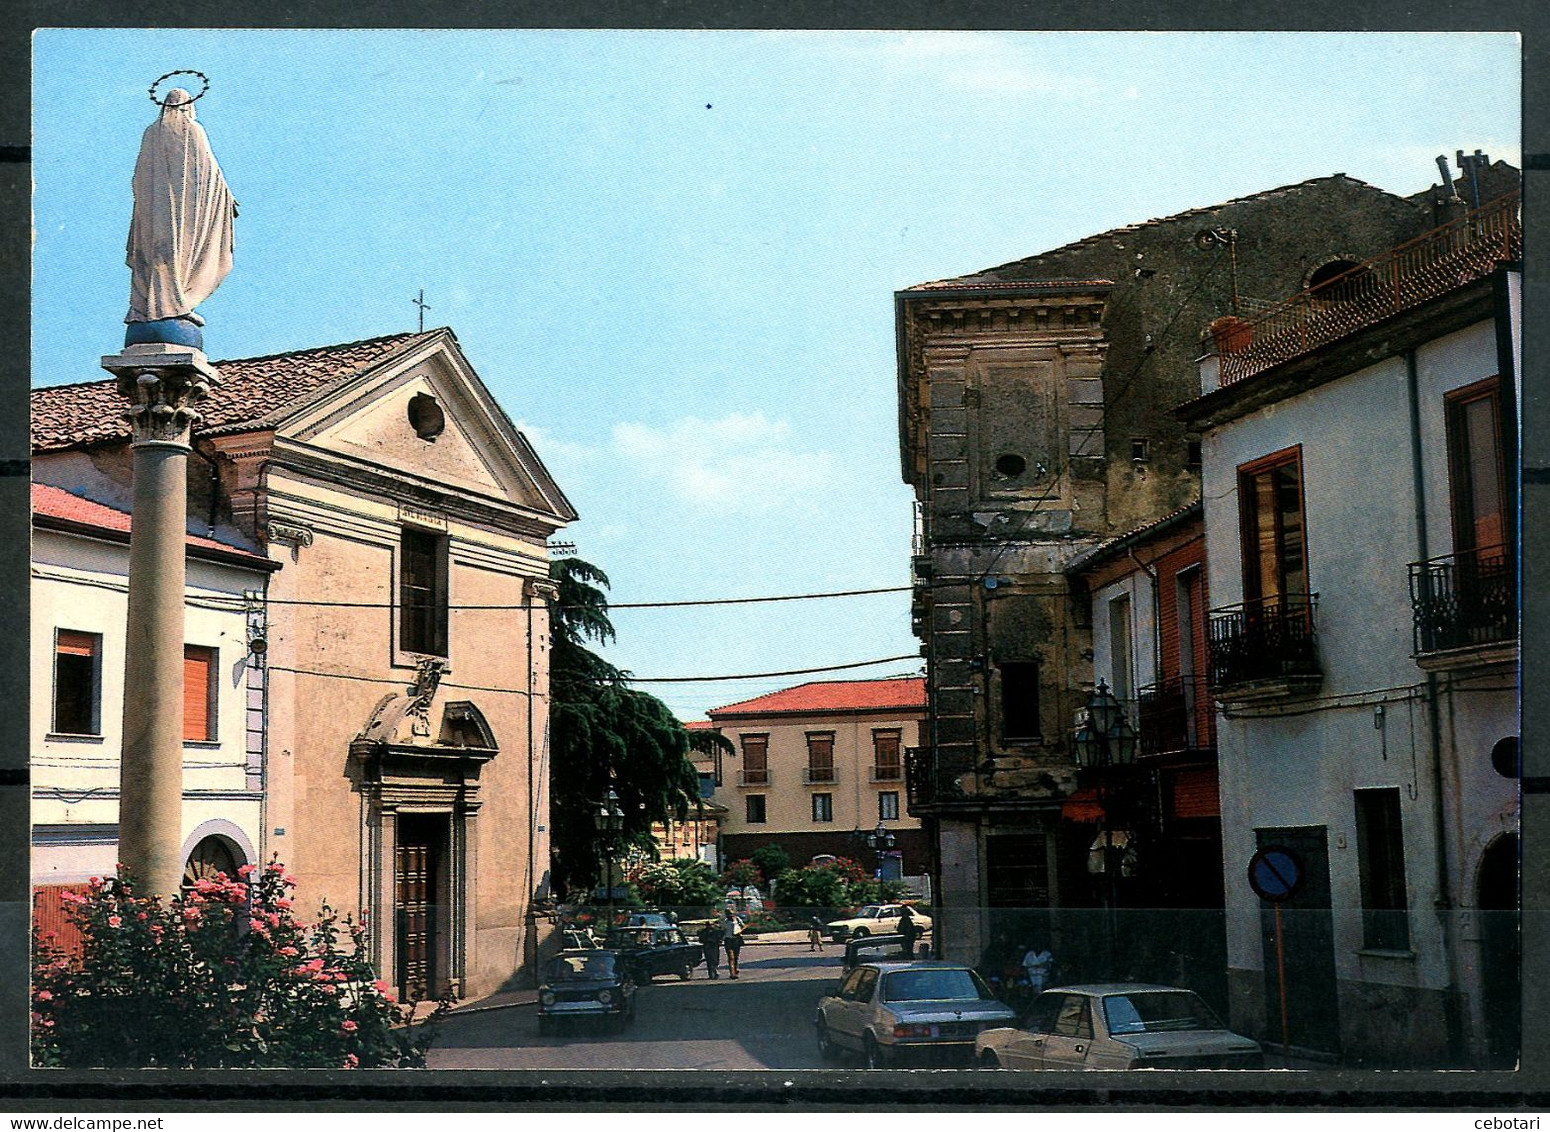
[1247,845,1305,1064]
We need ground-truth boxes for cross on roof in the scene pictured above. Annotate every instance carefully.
[413,289,431,333]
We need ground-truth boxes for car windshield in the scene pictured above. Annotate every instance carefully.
[857,905,885,918]
[1102,991,1223,1034]
[551,953,616,981]
[606,927,649,946]
[881,968,990,1003]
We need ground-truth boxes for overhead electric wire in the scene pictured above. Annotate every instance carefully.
[190,583,912,612]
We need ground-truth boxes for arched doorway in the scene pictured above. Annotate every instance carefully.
[183,834,245,889]
[1477,832,1518,1068]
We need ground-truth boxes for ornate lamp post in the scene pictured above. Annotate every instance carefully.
[594,787,625,928]
[1072,681,1138,973]
[864,820,897,880]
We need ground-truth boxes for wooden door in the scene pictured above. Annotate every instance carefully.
[396,814,445,1002]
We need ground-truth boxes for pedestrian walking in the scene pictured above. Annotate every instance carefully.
[698,920,725,979]
[1021,940,1055,994]
[721,908,745,979]
[808,914,825,952]
[897,904,921,958]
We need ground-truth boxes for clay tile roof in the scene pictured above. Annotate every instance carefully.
[31,329,437,453]
[910,174,1398,290]
[709,676,926,719]
[683,720,716,730]
[31,482,276,568]
[1065,499,1203,575]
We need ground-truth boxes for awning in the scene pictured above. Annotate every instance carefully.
[1061,788,1105,823]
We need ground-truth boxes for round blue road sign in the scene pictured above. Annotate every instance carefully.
[1247,845,1304,902]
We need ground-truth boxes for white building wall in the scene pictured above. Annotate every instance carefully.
[31,527,268,885]
[1090,575,1157,706]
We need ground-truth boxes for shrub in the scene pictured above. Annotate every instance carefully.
[32,859,446,1068]
[772,856,875,911]
[719,859,762,888]
[629,858,721,908]
[748,844,790,883]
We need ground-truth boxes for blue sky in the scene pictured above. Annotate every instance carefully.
[32,30,1520,718]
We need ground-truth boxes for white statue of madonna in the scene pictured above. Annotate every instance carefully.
[125,86,236,331]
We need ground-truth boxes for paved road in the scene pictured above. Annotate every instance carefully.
[427,941,848,1070]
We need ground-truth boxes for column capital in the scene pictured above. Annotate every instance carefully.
[102,343,223,449]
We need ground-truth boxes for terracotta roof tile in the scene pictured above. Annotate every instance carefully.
[32,329,436,453]
[32,482,274,567]
[1065,499,1203,575]
[709,676,926,719]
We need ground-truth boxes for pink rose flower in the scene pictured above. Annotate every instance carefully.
[35,990,52,1002]
[107,915,122,928]
[341,1020,358,1033]
[320,984,338,996]
[278,946,299,957]
[238,864,256,879]
[343,1054,359,1069]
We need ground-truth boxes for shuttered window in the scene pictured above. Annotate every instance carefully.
[400,527,449,656]
[183,645,216,742]
[52,630,100,736]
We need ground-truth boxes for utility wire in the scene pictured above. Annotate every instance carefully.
[187,584,911,613]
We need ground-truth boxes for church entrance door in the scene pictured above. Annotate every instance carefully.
[396,813,449,1002]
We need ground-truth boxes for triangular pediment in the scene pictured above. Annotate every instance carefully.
[272,334,575,523]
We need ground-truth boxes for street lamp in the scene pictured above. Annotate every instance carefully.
[864,820,897,880]
[1072,681,1138,974]
[594,787,625,929]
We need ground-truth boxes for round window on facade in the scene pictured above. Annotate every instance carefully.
[407,392,446,441]
[1491,736,1520,780]
[995,453,1027,477]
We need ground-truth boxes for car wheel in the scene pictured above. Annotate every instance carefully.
[678,967,693,981]
[863,1033,888,1070]
[852,927,869,938]
[816,1021,840,1063]
[979,1050,1002,1070]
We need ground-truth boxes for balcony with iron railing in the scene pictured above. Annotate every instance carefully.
[871,763,903,783]
[1410,547,1516,667]
[1137,675,1216,757]
[802,765,837,785]
[737,767,770,787]
[1208,593,1322,701]
[1215,192,1521,388]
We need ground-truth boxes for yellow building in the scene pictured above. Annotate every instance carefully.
[701,677,927,879]
[31,328,574,1000]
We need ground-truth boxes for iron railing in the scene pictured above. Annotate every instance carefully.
[1137,675,1215,756]
[1218,192,1521,386]
[871,763,904,782]
[802,766,837,785]
[1409,547,1516,655]
[737,768,770,787]
[904,746,931,810]
[1207,594,1320,690]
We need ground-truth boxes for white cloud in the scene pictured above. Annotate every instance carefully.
[610,412,839,514]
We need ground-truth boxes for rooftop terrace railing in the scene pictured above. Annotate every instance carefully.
[1218,192,1521,386]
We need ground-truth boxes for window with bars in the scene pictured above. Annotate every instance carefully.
[400,527,449,656]
[183,645,217,743]
[1355,788,1410,951]
[879,792,899,821]
[52,630,101,736]
[811,793,833,823]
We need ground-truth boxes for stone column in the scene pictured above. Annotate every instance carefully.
[101,343,221,899]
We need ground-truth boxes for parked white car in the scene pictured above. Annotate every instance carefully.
[816,961,1016,1068]
[976,984,1264,1070]
[824,903,932,942]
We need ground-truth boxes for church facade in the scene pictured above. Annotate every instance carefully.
[31,327,575,1000]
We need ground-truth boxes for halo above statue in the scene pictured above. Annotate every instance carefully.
[148,70,209,107]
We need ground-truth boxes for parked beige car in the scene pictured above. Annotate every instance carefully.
[976,984,1264,1070]
[824,903,932,942]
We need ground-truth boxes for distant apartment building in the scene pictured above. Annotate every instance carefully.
[701,677,927,877]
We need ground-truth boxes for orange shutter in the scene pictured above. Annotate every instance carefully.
[183,646,213,741]
[1169,766,1220,820]
[56,630,96,657]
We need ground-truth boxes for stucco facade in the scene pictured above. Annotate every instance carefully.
[1182,234,1520,1068]
[31,328,575,1001]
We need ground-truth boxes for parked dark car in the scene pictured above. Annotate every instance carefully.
[604,924,702,982]
[841,933,921,971]
[537,949,636,1033]
[815,961,1016,1068]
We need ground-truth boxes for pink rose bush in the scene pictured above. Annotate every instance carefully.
[31,856,448,1068]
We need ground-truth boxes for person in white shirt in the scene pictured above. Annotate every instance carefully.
[1021,942,1055,993]
[721,909,745,979]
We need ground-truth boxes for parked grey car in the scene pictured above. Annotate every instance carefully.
[815,961,1016,1068]
[975,984,1264,1070]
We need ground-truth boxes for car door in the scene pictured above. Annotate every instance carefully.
[837,967,879,1050]
[1038,993,1096,1069]
[1002,993,1063,1070]
[826,967,870,1050]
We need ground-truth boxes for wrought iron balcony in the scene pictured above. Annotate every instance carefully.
[802,766,837,785]
[1137,675,1215,756]
[1217,192,1521,386]
[871,763,903,782]
[737,768,770,787]
[1207,594,1321,697]
[904,746,931,810]
[1410,547,1515,658]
